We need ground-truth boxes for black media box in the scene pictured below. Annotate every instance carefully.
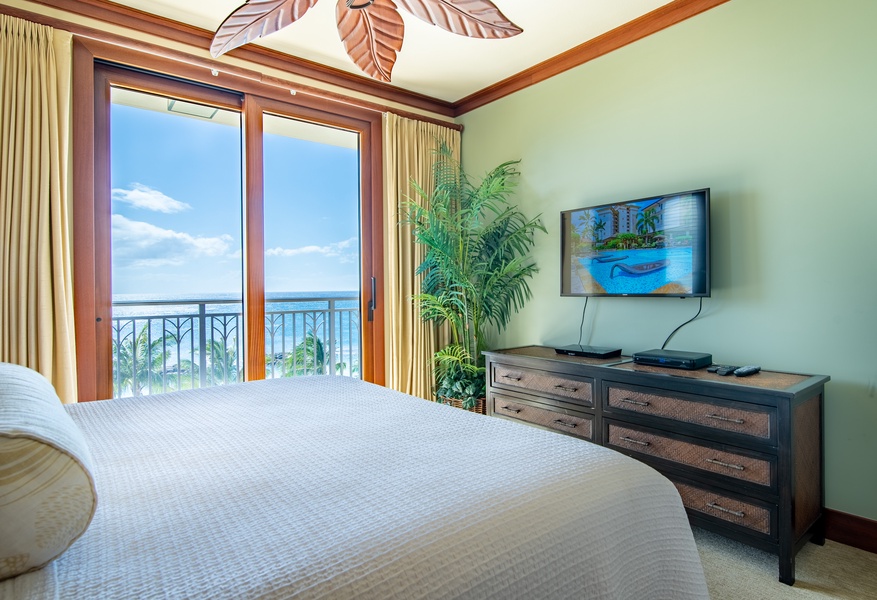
[632,348,712,370]
[554,345,622,359]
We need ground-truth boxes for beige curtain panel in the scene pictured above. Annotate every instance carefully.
[0,16,77,403]
[382,113,461,400]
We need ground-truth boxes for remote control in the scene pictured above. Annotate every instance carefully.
[708,364,739,376]
[734,365,761,377]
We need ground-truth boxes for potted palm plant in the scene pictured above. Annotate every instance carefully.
[405,144,545,411]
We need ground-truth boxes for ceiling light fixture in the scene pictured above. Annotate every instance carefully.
[210,0,523,83]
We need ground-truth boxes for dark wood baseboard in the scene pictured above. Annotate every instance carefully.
[825,508,877,555]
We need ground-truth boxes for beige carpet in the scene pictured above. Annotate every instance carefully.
[694,528,877,599]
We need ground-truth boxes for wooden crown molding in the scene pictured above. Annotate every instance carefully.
[0,2,462,131]
[9,0,732,118]
[454,0,733,116]
[22,0,456,118]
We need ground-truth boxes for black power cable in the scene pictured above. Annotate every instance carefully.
[577,296,590,346]
[661,297,704,350]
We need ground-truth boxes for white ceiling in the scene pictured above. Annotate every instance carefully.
[111,0,676,103]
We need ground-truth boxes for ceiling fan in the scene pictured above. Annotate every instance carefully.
[210,0,523,83]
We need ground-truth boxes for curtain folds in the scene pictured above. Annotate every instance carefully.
[0,15,77,402]
[382,113,460,400]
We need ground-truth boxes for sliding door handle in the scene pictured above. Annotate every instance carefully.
[368,276,376,322]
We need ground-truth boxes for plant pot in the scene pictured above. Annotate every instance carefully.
[437,396,485,415]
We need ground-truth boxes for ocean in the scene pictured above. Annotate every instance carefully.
[112,291,360,315]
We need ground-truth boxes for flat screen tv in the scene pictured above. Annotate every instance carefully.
[561,188,710,297]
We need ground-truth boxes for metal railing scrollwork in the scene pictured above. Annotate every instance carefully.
[111,296,360,399]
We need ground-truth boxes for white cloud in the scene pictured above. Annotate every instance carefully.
[266,237,358,261]
[112,183,191,213]
[112,214,233,268]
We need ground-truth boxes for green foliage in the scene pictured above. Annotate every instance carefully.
[205,340,240,385]
[636,207,659,236]
[433,345,485,410]
[593,219,606,243]
[636,207,661,247]
[614,232,640,249]
[404,143,545,407]
[285,331,327,375]
[283,330,347,376]
[113,324,189,397]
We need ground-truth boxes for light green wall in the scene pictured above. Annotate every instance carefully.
[459,0,877,520]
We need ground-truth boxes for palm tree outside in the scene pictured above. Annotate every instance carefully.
[204,339,240,385]
[113,324,190,397]
[284,330,346,376]
[114,321,351,398]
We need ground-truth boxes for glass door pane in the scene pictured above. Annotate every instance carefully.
[110,88,243,397]
[262,114,361,378]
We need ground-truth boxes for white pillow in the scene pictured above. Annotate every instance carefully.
[0,363,97,580]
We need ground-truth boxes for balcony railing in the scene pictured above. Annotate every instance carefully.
[111,295,360,399]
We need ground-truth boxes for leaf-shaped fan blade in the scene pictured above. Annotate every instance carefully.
[336,0,405,82]
[395,0,522,39]
[211,0,319,57]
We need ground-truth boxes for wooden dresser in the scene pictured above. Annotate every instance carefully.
[484,345,829,585]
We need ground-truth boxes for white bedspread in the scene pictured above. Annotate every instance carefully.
[1,377,707,599]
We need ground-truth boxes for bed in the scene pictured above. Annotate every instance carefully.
[0,369,708,599]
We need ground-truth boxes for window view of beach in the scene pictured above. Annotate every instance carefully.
[110,88,361,398]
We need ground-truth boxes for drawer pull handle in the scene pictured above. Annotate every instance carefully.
[706,413,745,425]
[554,384,579,392]
[621,397,650,407]
[553,419,577,429]
[706,458,745,471]
[707,502,745,518]
[501,374,522,382]
[620,436,650,447]
[500,405,522,414]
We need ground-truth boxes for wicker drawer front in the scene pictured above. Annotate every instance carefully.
[493,364,593,406]
[606,384,773,440]
[607,423,773,487]
[493,398,593,440]
[673,481,773,536]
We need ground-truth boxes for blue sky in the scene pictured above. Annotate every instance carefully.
[110,101,360,298]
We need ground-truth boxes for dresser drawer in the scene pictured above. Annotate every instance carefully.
[484,346,829,586]
[492,396,593,441]
[672,480,775,538]
[492,363,593,407]
[605,382,774,441]
[607,422,774,488]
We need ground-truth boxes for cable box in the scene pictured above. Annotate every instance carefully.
[554,345,622,359]
[632,349,712,370]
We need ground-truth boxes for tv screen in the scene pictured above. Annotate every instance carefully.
[561,188,710,297]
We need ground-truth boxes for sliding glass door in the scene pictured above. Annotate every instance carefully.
[262,114,362,378]
[109,87,244,397]
[89,64,377,400]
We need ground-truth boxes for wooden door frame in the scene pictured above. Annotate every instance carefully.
[253,95,384,384]
[72,40,384,400]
